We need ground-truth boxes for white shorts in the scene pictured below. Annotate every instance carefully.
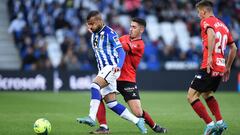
[97,65,120,97]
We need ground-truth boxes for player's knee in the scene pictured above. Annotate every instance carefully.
[187,94,194,103]
[130,105,143,117]
[201,94,208,99]
[132,110,143,117]
[201,92,213,100]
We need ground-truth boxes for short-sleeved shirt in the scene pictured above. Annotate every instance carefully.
[117,35,144,83]
[91,26,122,70]
[200,16,234,73]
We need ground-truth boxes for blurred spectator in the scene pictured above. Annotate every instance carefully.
[7,0,240,71]
[62,48,80,70]
[8,12,26,44]
[22,47,37,70]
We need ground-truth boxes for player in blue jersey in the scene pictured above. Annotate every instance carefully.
[76,10,147,134]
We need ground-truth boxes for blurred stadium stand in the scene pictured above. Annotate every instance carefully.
[4,0,240,71]
[0,0,21,69]
[0,0,239,91]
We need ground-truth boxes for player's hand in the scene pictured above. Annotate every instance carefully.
[86,23,93,33]
[207,57,213,74]
[222,68,230,82]
[113,67,121,73]
[87,28,93,33]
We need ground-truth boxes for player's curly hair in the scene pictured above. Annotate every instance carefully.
[87,10,101,21]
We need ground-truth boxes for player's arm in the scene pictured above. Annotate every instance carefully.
[116,47,126,69]
[122,43,131,52]
[110,33,126,72]
[119,36,144,55]
[119,36,131,52]
[223,42,237,82]
[206,28,216,73]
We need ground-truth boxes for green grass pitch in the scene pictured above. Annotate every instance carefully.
[0,91,239,135]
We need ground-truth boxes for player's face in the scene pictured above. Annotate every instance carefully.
[87,17,103,33]
[197,8,206,19]
[129,21,142,39]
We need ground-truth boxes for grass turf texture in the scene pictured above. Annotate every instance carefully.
[0,91,239,135]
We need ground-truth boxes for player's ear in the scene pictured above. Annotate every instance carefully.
[140,26,144,34]
[141,27,145,33]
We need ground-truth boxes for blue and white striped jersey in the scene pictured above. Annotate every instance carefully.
[91,25,122,70]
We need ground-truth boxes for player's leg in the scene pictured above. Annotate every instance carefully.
[77,75,109,126]
[77,66,114,126]
[202,91,227,135]
[104,93,139,124]
[103,92,147,134]
[117,81,143,119]
[96,100,108,127]
[202,91,222,122]
[127,99,167,133]
[187,88,213,124]
[94,65,147,133]
[117,81,166,133]
[127,99,143,116]
[89,76,108,120]
[89,100,110,134]
[187,87,217,135]
[188,69,219,135]
[100,67,140,125]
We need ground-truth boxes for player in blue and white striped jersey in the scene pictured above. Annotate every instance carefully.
[91,25,121,71]
[77,11,147,134]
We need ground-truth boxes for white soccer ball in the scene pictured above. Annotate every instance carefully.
[33,118,51,135]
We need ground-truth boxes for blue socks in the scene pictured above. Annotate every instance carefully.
[89,83,101,120]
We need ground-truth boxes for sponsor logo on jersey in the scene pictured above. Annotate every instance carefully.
[211,71,224,77]
[100,31,104,39]
[113,36,120,44]
[216,58,225,66]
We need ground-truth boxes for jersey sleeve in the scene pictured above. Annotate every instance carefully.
[200,18,215,34]
[109,31,122,49]
[119,35,144,54]
[119,35,131,52]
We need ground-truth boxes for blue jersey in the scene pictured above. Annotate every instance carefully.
[91,26,122,70]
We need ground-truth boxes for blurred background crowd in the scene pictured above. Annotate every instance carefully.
[7,0,240,71]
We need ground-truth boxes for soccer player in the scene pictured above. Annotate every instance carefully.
[90,18,167,134]
[76,11,147,134]
[187,1,237,135]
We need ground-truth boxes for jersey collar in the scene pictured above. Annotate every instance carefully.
[129,35,142,42]
[95,25,106,34]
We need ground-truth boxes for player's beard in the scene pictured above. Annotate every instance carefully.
[130,32,137,40]
[129,32,134,39]
[93,24,104,33]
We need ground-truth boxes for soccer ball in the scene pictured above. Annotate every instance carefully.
[33,118,51,135]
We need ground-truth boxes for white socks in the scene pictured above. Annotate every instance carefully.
[120,109,139,124]
[89,99,100,121]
